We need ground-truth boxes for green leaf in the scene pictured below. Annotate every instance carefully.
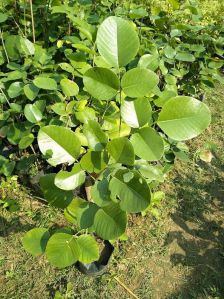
[0,159,15,177]
[121,98,152,128]
[107,137,134,166]
[154,90,177,107]
[164,45,176,59]
[106,120,131,140]
[54,164,85,191]
[77,235,99,263]
[22,228,50,257]
[24,101,43,123]
[5,35,20,60]
[75,107,97,123]
[33,77,57,90]
[24,84,39,101]
[38,125,81,166]
[83,120,108,151]
[80,150,108,173]
[138,54,159,71]
[91,179,111,207]
[135,162,164,182]
[96,16,139,68]
[40,174,74,208]
[109,169,151,213]
[94,203,127,240]
[168,0,180,10]
[175,52,195,62]
[51,102,67,116]
[58,63,75,74]
[130,127,164,161]
[8,82,24,98]
[83,67,119,101]
[170,29,182,38]
[121,68,158,98]
[60,78,79,97]
[46,233,80,268]
[0,13,8,23]
[157,96,211,141]
[7,123,25,145]
[19,38,35,56]
[64,198,98,229]
[129,7,148,19]
[18,133,34,149]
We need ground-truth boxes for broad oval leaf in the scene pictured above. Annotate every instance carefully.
[77,235,99,263]
[96,16,139,68]
[121,68,159,98]
[64,198,98,229]
[60,78,79,97]
[38,125,81,166]
[40,174,74,208]
[107,137,134,165]
[46,233,80,268]
[121,98,152,128]
[8,82,24,98]
[19,37,35,56]
[91,179,112,207]
[54,163,85,191]
[5,35,20,60]
[157,96,211,141]
[33,76,57,90]
[131,127,165,161]
[24,83,39,101]
[109,169,151,213]
[164,45,176,59]
[0,13,8,23]
[22,228,50,257]
[80,150,108,174]
[138,54,159,71]
[83,120,108,151]
[24,102,43,123]
[18,133,34,149]
[175,52,195,62]
[83,67,119,101]
[94,203,127,240]
[135,162,164,183]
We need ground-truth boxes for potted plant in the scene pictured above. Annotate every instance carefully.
[21,15,211,271]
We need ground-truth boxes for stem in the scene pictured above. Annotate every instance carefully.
[23,0,27,37]
[29,0,35,43]
[30,144,37,155]
[0,29,9,64]
[12,15,25,37]
[0,87,10,106]
[114,277,140,299]
[118,71,122,136]
[101,99,110,122]
[92,43,96,67]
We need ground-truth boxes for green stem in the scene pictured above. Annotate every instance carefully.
[29,0,35,43]
[23,0,27,37]
[118,71,122,136]
[0,29,9,64]
[0,87,10,106]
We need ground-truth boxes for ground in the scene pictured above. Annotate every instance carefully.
[0,85,224,299]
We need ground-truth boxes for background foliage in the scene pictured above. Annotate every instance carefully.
[0,0,224,297]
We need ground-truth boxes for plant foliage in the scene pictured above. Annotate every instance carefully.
[0,0,222,269]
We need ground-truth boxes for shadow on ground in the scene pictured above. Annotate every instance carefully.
[165,158,224,299]
[0,215,34,237]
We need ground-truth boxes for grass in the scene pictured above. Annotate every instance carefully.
[0,85,224,299]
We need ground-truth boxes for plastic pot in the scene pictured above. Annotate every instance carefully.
[76,240,114,276]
